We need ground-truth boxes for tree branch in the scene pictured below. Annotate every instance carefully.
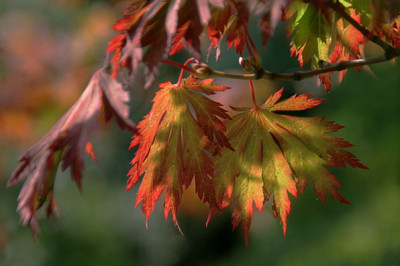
[261,54,397,81]
[326,0,397,59]
[180,52,399,82]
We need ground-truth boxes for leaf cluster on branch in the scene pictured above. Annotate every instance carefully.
[8,0,400,243]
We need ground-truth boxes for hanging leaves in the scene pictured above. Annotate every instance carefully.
[7,69,134,237]
[257,0,289,48]
[107,0,222,84]
[14,0,400,243]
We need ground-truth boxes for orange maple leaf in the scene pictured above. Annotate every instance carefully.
[127,76,230,231]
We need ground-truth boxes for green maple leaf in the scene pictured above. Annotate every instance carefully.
[211,88,367,244]
[287,1,332,67]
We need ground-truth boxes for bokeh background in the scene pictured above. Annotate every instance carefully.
[0,0,399,265]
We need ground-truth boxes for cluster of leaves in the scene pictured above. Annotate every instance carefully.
[287,0,400,90]
[8,0,400,243]
[7,69,135,239]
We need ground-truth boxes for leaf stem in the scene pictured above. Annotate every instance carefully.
[177,58,197,86]
[161,59,197,75]
[174,58,198,86]
[245,37,254,58]
[261,56,390,80]
[249,80,259,109]
[245,28,259,58]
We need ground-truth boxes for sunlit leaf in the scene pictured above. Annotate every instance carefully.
[211,88,367,244]
[128,76,230,230]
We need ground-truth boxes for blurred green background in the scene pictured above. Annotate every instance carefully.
[1,1,399,265]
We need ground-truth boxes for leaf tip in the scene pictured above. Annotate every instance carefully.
[85,142,97,162]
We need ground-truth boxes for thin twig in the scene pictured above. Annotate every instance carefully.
[162,51,400,82]
[260,54,398,81]
[161,59,197,74]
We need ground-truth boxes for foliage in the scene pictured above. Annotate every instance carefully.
[7,0,400,244]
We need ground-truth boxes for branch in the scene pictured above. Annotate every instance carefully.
[261,54,397,81]
[180,52,400,82]
[326,0,397,59]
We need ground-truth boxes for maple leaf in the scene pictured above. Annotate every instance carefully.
[169,21,193,56]
[286,2,334,89]
[169,1,203,57]
[257,0,289,48]
[225,1,250,55]
[207,1,256,59]
[211,88,367,244]
[329,10,365,83]
[350,0,373,27]
[316,7,366,91]
[168,0,226,57]
[286,1,332,67]
[127,76,230,230]
[106,33,127,78]
[106,0,166,85]
[286,2,369,91]
[106,0,159,79]
[7,69,135,238]
[207,3,232,59]
[108,0,222,84]
[383,18,400,48]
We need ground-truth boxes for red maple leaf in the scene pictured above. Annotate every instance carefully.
[257,0,289,48]
[169,2,202,57]
[107,0,222,84]
[127,76,230,230]
[106,33,126,78]
[207,3,231,59]
[329,10,365,83]
[225,1,250,55]
[106,1,159,78]
[106,0,166,85]
[7,69,135,238]
[169,0,225,57]
[169,21,193,56]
